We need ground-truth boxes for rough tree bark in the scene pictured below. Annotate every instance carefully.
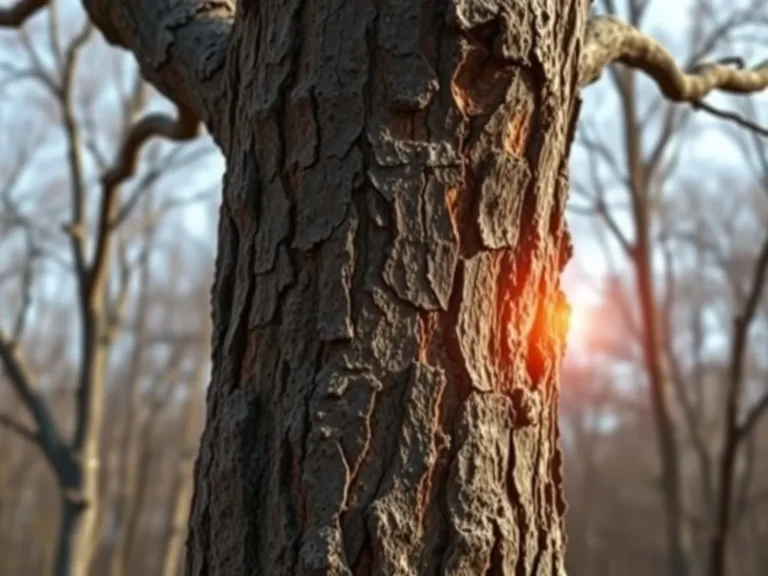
[182,1,583,574]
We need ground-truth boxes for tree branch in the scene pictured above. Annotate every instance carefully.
[80,0,234,147]
[738,392,768,442]
[11,229,37,342]
[101,106,201,193]
[581,16,768,101]
[0,329,63,465]
[112,143,209,228]
[0,0,48,28]
[691,100,768,138]
[88,105,200,302]
[0,412,39,446]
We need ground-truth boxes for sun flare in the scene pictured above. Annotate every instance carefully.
[563,287,599,351]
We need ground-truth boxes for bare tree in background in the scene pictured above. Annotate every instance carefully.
[0,4,213,574]
[705,98,768,575]
[160,348,207,576]
[4,0,768,574]
[102,193,211,576]
[569,1,768,574]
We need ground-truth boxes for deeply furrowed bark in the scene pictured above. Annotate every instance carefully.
[185,0,586,574]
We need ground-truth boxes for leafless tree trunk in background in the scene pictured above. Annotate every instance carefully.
[160,354,205,576]
[0,16,115,573]
[707,101,768,576]
[108,197,155,576]
[0,6,200,575]
[573,2,768,573]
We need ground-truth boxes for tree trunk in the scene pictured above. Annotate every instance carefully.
[161,358,205,576]
[55,340,109,576]
[55,493,98,576]
[186,1,585,574]
[162,435,197,576]
[109,247,152,576]
[615,67,691,576]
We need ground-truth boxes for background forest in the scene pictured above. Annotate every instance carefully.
[0,0,767,575]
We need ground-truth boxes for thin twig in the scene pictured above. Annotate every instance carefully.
[737,387,768,442]
[691,99,768,137]
[0,412,39,445]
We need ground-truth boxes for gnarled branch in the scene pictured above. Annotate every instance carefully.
[101,106,201,193]
[581,15,768,100]
[80,0,234,148]
[88,104,200,301]
[0,0,47,28]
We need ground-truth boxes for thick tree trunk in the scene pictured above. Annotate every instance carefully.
[186,1,585,574]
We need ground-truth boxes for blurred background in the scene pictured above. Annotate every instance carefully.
[0,0,767,575]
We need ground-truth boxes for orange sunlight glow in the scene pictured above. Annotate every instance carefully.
[563,287,599,352]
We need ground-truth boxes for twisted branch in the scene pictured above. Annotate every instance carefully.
[0,0,47,27]
[101,106,201,192]
[88,105,200,303]
[580,15,768,100]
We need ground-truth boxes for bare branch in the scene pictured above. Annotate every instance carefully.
[736,233,768,350]
[0,412,38,446]
[10,27,59,95]
[738,391,768,442]
[60,20,94,95]
[644,106,687,178]
[0,0,48,28]
[581,16,768,101]
[88,105,200,302]
[46,0,63,67]
[659,230,718,511]
[731,229,768,445]
[101,106,201,193]
[0,329,63,463]
[573,126,635,256]
[11,229,37,341]
[733,432,758,525]
[692,99,768,137]
[113,143,210,228]
[80,0,233,147]
[578,124,630,187]
[47,20,95,297]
